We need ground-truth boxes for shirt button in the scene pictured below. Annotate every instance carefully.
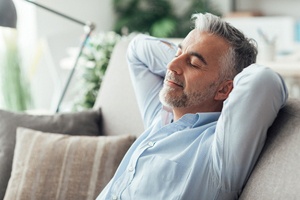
[128,166,134,172]
[148,141,155,147]
[112,195,118,200]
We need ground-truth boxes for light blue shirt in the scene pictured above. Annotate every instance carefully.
[97,34,288,200]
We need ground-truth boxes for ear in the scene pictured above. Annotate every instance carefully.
[214,80,233,101]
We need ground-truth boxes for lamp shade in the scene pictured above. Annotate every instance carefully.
[0,0,17,28]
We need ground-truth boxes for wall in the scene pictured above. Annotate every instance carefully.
[236,0,300,18]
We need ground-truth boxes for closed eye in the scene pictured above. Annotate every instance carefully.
[188,60,200,69]
[189,52,208,65]
[188,56,204,69]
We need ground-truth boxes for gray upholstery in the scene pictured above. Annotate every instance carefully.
[239,98,300,199]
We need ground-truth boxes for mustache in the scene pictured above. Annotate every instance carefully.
[164,72,184,87]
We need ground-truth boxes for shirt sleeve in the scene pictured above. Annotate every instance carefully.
[211,64,288,191]
[126,34,177,128]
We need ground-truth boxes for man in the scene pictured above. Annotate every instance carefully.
[97,13,288,200]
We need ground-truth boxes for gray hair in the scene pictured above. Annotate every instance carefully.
[192,13,258,80]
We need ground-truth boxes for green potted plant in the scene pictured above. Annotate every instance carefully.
[72,31,121,111]
[113,0,177,38]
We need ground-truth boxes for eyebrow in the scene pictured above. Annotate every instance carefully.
[178,44,208,65]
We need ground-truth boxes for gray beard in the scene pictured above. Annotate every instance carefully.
[159,82,217,108]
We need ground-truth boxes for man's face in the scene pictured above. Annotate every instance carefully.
[159,30,230,111]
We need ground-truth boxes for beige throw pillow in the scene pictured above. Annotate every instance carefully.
[4,127,135,200]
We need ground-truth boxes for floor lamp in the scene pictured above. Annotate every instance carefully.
[23,0,96,113]
[0,0,17,29]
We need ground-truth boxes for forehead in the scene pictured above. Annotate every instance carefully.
[181,30,230,60]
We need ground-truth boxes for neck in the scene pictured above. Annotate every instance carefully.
[172,101,223,121]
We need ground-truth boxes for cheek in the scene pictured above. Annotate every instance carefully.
[184,74,204,92]
[184,73,218,94]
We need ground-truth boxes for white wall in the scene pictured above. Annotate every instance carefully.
[211,0,232,15]
[236,0,300,18]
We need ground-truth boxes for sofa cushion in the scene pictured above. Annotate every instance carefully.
[239,98,300,199]
[93,38,144,136]
[4,128,135,200]
[0,109,101,200]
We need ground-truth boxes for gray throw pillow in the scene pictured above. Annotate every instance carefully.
[0,109,101,200]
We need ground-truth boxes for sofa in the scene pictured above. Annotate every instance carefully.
[1,37,300,200]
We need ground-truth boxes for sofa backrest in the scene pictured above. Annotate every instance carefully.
[239,98,300,199]
[93,38,144,136]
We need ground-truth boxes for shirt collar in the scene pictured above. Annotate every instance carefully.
[161,106,221,127]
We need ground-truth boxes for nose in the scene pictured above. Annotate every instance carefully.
[167,55,184,75]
